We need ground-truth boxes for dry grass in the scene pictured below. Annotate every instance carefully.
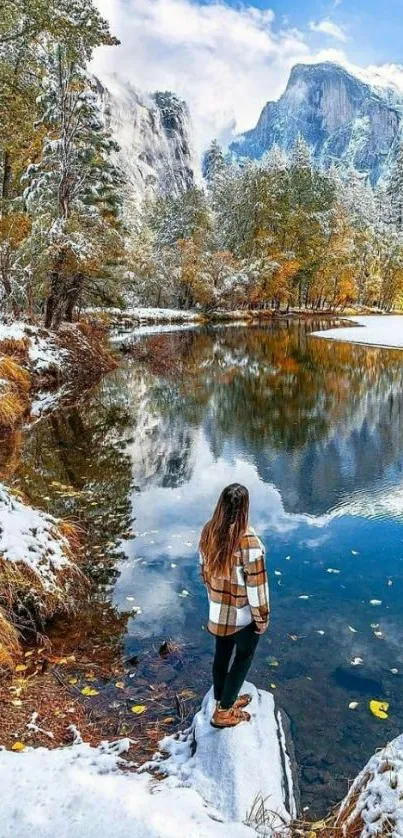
[0,607,20,673]
[0,337,29,362]
[0,356,30,391]
[0,354,31,430]
[0,390,26,427]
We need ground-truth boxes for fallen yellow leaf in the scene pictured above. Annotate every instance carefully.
[81,686,99,697]
[11,742,26,752]
[68,677,78,686]
[115,681,125,689]
[131,705,147,715]
[15,664,27,673]
[369,700,389,719]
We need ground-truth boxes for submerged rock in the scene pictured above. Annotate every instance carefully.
[153,682,299,830]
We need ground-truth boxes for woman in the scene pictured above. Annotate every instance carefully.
[199,483,269,729]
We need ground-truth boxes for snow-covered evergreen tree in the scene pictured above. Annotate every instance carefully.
[202,140,226,184]
[23,43,124,326]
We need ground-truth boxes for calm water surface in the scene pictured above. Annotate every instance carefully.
[15,321,403,813]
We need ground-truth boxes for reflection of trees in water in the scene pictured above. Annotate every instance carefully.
[131,324,403,515]
[15,388,134,582]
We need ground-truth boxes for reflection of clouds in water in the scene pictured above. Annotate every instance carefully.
[123,431,335,568]
[115,562,188,640]
[299,534,331,550]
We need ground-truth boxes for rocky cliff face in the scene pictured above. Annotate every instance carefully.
[96,75,195,204]
[230,62,403,183]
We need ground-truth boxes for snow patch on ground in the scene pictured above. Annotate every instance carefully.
[89,306,201,323]
[0,322,68,373]
[312,315,403,349]
[0,736,254,838]
[337,732,403,837]
[0,684,297,837]
[0,485,72,587]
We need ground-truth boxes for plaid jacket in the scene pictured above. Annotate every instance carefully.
[200,527,269,637]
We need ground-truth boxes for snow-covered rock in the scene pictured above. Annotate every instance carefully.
[95,75,195,205]
[230,62,403,184]
[152,683,298,829]
[336,732,403,837]
[311,315,403,349]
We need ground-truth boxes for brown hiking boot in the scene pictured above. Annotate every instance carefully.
[210,705,251,729]
[234,693,252,710]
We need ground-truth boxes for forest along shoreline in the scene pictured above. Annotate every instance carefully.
[0,309,399,837]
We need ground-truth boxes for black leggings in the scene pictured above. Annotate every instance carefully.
[212,622,260,709]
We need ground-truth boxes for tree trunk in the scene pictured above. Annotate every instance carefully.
[65,273,84,322]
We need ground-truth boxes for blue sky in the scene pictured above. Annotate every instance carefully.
[93,0,403,153]
[227,0,403,64]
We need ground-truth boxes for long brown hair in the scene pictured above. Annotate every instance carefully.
[199,483,249,579]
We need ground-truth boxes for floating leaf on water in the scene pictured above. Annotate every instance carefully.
[11,742,25,752]
[391,668,399,675]
[285,556,291,561]
[326,568,340,574]
[387,579,393,587]
[170,563,177,568]
[369,699,389,719]
[270,683,277,689]
[299,595,310,600]
[267,657,279,667]
[373,631,384,638]
[351,551,359,556]
[348,702,359,710]
[81,686,99,697]
[370,600,382,606]
[131,705,147,715]
[288,634,299,642]
[178,589,190,598]
[351,657,364,666]
[348,626,358,633]
[274,571,282,577]
[316,630,325,635]
[126,596,135,602]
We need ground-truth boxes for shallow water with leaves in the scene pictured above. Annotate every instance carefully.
[13,321,403,814]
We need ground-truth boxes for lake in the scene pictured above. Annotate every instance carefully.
[14,319,403,814]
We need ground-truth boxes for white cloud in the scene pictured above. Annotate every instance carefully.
[92,0,312,155]
[309,19,348,42]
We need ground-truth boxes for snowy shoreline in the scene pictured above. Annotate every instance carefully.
[311,315,403,350]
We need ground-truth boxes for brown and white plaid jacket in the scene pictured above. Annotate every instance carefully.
[199,527,269,637]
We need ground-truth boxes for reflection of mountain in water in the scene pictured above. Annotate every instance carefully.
[122,325,403,518]
[124,373,198,490]
[253,386,403,516]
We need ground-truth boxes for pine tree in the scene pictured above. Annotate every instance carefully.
[202,140,226,184]
[23,43,124,326]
